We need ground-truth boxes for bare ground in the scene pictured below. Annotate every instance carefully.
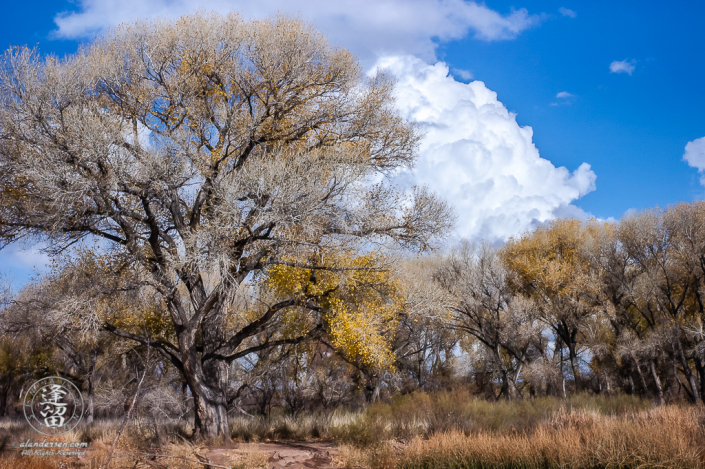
[204,442,338,469]
[1,436,340,469]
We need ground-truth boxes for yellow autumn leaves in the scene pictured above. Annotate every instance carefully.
[502,218,593,297]
[268,252,403,370]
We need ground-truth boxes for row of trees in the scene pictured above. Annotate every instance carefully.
[441,204,705,405]
[1,13,703,440]
[2,203,705,428]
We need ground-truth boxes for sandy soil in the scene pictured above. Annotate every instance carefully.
[204,441,339,469]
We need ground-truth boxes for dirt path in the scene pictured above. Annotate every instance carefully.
[205,441,339,469]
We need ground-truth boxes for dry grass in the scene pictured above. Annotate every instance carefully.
[0,417,248,469]
[1,394,701,468]
[0,454,59,469]
[348,405,705,469]
[329,390,651,447]
[229,409,360,442]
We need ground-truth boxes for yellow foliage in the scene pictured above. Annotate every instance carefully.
[267,252,402,370]
[502,219,590,298]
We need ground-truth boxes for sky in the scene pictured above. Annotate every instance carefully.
[1,0,705,285]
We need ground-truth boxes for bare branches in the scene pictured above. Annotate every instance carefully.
[0,13,452,438]
[103,323,183,372]
[100,346,150,469]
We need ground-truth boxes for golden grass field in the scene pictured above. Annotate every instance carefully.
[1,392,703,468]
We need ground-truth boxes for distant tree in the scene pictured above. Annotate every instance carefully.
[393,257,458,393]
[502,219,593,393]
[0,13,451,438]
[437,242,542,399]
[665,202,705,401]
[1,255,135,423]
[617,205,705,403]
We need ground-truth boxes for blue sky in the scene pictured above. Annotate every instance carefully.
[437,1,705,216]
[1,0,705,284]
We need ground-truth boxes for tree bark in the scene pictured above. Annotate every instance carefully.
[558,338,567,398]
[192,391,229,440]
[178,316,231,441]
[632,354,649,397]
[694,358,705,403]
[182,357,230,440]
[650,359,664,405]
[194,303,231,440]
[494,346,516,400]
[0,380,9,417]
[627,374,635,395]
[675,338,699,403]
[86,348,97,424]
[567,330,582,391]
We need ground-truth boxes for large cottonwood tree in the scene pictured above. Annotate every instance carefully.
[0,13,451,438]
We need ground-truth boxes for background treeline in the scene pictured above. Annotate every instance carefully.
[1,201,704,422]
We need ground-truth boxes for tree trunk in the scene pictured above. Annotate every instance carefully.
[188,303,231,440]
[673,357,687,400]
[650,359,664,405]
[494,346,516,400]
[632,354,649,397]
[371,385,380,403]
[86,348,97,424]
[364,382,380,403]
[567,331,581,391]
[189,357,230,440]
[498,369,517,400]
[0,381,9,417]
[192,391,229,440]
[562,376,567,398]
[558,338,567,398]
[180,332,230,439]
[694,358,705,403]
[546,380,555,397]
[675,338,699,403]
[627,374,635,395]
[185,357,229,440]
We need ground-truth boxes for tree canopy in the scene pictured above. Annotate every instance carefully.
[0,13,452,438]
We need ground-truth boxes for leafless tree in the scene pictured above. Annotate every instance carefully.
[437,242,543,399]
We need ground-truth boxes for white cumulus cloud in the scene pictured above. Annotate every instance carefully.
[610,59,636,75]
[47,0,595,243]
[683,136,705,186]
[556,91,574,99]
[376,56,596,242]
[53,0,543,63]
